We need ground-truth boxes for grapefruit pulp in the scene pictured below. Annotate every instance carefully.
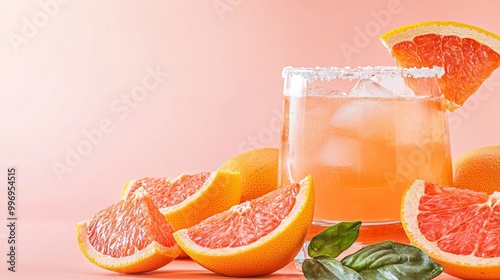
[76,188,181,273]
[121,170,242,231]
[401,179,500,279]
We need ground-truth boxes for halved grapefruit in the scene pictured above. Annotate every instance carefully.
[173,175,314,277]
[76,188,181,273]
[401,179,500,279]
[381,21,500,110]
[121,171,242,231]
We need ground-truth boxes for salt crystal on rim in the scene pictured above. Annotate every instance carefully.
[282,66,444,83]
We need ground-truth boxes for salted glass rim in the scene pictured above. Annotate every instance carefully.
[281,66,444,83]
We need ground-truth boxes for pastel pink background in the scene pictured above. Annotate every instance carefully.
[1,1,500,279]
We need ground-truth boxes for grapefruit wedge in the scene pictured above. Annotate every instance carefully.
[381,21,500,110]
[76,188,181,273]
[401,180,500,279]
[121,171,242,231]
[173,175,314,277]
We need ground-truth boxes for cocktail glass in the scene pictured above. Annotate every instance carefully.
[279,66,453,267]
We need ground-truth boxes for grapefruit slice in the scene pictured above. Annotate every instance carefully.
[121,171,242,231]
[76,188,181,273]
[401,179,500,279]
[381,21,500,110]
[173,175,314,277]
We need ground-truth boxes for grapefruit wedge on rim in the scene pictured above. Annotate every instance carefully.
[401,179,500,279]
[173,175,314,277]
[121,171,242,231]
[381,21,500,111]
[76,188,181,273]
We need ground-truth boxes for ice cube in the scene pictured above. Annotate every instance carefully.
[318,137,361,168]
[308,86,348,97]
[330,100,394,141]
[348,79,398,98]
[371,74,416,97]
[294,241,310,269]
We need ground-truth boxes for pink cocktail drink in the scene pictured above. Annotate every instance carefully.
[279,66,452,226]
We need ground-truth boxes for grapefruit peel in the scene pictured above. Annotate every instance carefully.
[381,21,500,111]
[381,21,500,53]
[121,170,242,231]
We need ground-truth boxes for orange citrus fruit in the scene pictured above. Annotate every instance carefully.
[453,145,500,195]
[76,188,181,273]
[121,171,241,231]
[401,179,500,279]
[219,147,279,202]
[381,21,500,110]
[173,175,314,277]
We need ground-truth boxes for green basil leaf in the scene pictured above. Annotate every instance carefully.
[308,221,362,259]
[303,257,362,280]
[341,241,443,280]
